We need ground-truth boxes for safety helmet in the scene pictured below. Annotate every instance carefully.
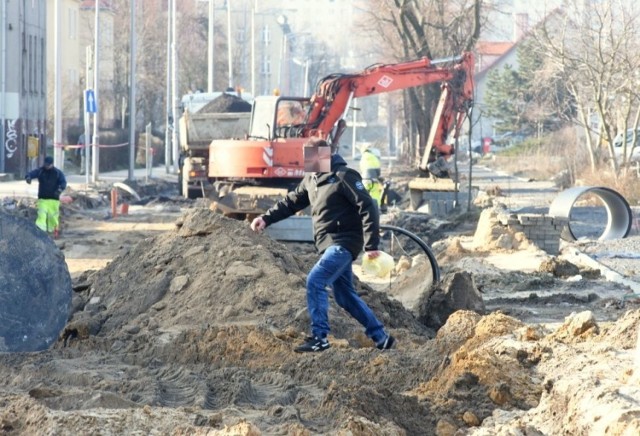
[369,147,381,159]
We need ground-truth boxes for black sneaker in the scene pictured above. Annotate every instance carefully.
[376,335,396,350]
[294,336,330,353]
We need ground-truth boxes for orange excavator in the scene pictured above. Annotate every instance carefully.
[207,52,475,216]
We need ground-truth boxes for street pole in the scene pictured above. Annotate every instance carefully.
[251,0,255,96]
[84,46,92,186]
[128,0,137,181]
[164,0,171,174]
[304,59,310,97]
[54,0,63,169]
[226,0,233,89]
[145,122,152,181]
[0,0,5,172]
[352,99,358,160]
[207,0,214,92]
[279,34,286,93]
[92,1,100,183]
[171,0,179,174]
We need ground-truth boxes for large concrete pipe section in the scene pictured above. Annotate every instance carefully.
[0,212,72,352]
[548,186,633,241]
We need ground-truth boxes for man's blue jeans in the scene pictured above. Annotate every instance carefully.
[306,245,386,343]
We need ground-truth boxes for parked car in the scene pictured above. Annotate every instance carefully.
[612,128,640,161]
[613,128,640,147]
[493,131,525,148]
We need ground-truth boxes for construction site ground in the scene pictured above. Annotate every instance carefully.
[1,161,640,435]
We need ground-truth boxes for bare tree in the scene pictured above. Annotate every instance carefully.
[534,0,640,175]
[360,0,483,163]
[112,2,168,131]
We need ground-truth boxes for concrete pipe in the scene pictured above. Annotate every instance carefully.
[0,212,72,352]
[548,186,633,241]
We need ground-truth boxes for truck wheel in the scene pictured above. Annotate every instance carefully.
[183,179,204,199]
[186,187,201,199]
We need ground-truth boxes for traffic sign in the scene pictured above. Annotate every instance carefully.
[85,89,97,113]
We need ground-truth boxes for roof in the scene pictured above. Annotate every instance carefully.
[476,41,514,57]
[474,8,562,77]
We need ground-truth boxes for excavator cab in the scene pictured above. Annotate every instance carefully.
[249,96,311,140]
[208,95,311,217]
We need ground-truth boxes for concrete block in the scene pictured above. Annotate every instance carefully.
[265,216,313,242]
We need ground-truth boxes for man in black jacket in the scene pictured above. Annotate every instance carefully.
[26,156,67,236]
[250,138,395,352]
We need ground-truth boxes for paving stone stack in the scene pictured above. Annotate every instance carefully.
[498,212,569,255]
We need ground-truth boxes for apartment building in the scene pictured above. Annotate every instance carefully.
[0,0,47,176]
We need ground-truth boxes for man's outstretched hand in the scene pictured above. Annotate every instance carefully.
[365,250,381,259]
[250,216,267,233]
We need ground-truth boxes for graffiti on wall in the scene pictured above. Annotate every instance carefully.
[5,119,18,159]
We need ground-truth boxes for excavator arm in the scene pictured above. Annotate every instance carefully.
[301,52,475,162]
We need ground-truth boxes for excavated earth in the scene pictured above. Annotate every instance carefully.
[0,175,639,435]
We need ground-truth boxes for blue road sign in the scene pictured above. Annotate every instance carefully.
[85,89,97,113]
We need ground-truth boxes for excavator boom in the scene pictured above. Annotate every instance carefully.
[303,52,475,153]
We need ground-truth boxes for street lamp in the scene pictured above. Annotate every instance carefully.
[226,0,233,89]
[276,14,291,94]
[291,57,310,96]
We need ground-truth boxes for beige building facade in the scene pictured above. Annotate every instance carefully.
[45,0,115,147]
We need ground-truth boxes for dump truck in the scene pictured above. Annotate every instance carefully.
[178,92,252,198]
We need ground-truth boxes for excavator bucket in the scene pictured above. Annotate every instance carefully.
[209,185,290,218]
[0,212,72,352]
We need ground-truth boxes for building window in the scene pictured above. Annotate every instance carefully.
[237,27,245,44]
[261,57,271,75]
[69,69,78,88]
[41,38,45,96]
[21,32,26,94]
[68,8,77,40]
[262,25,270,46]
[29,35,34,94]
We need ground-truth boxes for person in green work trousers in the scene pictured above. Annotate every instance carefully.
[25,156,67,237]
[359,144,385,210]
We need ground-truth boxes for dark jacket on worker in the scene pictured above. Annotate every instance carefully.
[26,166,67,200]
[261,154,380,259]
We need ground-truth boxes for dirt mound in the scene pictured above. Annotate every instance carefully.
[67,208,429,343]
[3,201,640,434]
[199,93,252,114]
[538,257,580,278]
[473,206,533,251]
[475,310,640,435]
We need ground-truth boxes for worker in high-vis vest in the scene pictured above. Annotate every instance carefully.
[25,156,67,237]
[359,144,384,209]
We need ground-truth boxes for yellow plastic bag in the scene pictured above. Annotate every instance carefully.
[361,251,395,278]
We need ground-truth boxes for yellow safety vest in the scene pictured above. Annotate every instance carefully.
[360,151,381,179]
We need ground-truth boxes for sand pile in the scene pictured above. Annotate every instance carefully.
[199,93,252,114]
[1,206,639,435]
[68,208,428,344]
